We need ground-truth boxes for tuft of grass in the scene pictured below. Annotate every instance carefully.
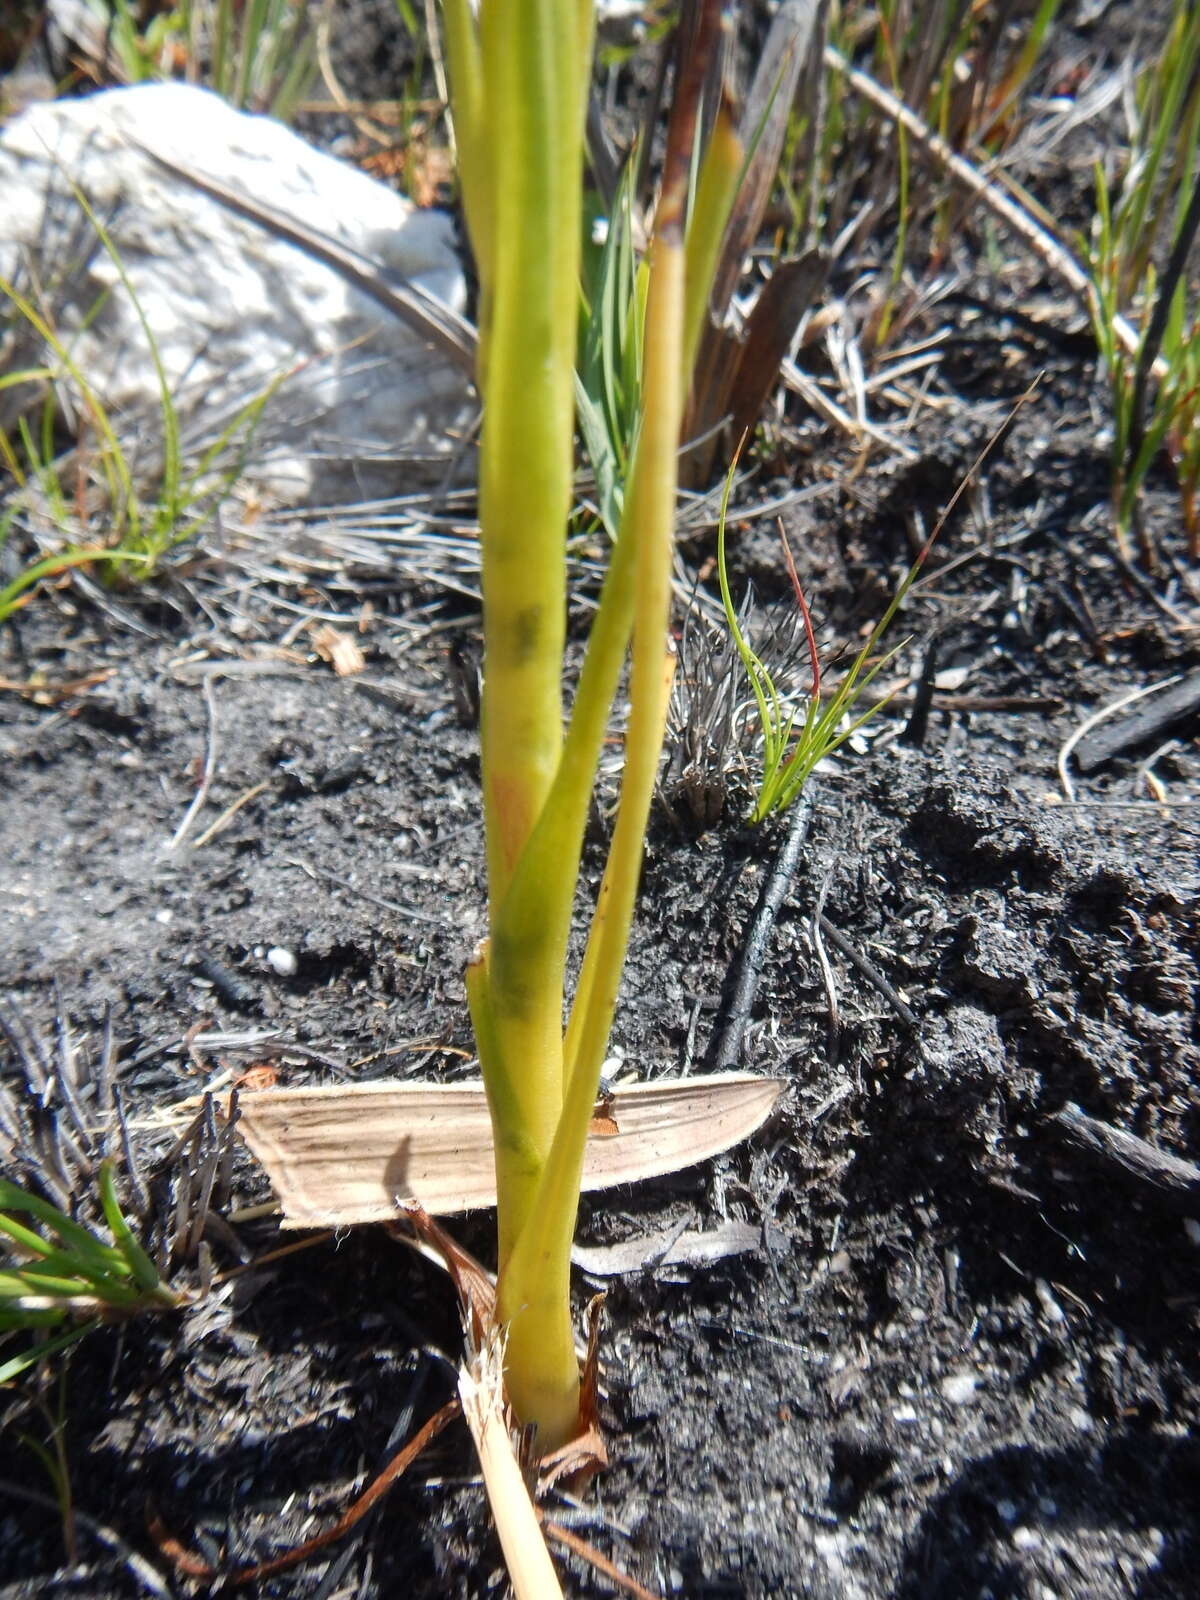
[660,594,745,830]
[717,385,1035,823]
[0,1004,239,1385]
[716,455,914,823]
[0,184,286,623]
[84,0,316,121]
[1085,0,1200,562]
[0,1165,183,1384]
[786,1,1063,350]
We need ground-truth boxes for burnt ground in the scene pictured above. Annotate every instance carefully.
[1,340,1198,1599]
[2,6,1200,1600]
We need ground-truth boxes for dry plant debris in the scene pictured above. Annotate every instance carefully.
[236,1073,783,1228]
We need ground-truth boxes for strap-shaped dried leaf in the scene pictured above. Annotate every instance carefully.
[237,1073,783,1229]
[707,0,820,323]
[683,249,827,484]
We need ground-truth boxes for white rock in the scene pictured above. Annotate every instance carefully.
[940,1371,980,1404]
[0,83,469,505]
[266,946,298,977]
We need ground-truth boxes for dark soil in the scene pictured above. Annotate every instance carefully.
[2,5,1200,1599]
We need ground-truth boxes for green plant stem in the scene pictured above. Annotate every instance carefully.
[476,6,583,902]
[0,277,135,538]
[468,508,642,1258]
[682,94,742,382]
[98,1161,179,1303]
[463,3,595,1285]
[1127,167,1200,483]
[497,14,698,1448]
[463,948,546,1269]
[443,0,721,1453]
[0,550,144,623]
[440,0,491,279]
[487,525,637,1124]
[498,232,683,1447]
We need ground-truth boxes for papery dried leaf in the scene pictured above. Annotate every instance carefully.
[725,250,828,442]
[708,0,820,322]
[571,1218,764,1278]
[236,1073,783,1228]
[684,250,827,483]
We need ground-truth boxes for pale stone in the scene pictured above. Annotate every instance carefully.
[0,82,469,505]
[940,1371,980,1404]
[266,947,298,977]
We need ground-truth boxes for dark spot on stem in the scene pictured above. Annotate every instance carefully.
[513,605,543,666]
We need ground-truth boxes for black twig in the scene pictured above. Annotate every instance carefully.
[170,1118,200,1261]
[900,638,939,748]
[711,790,815,1069]
[50,983,91,1146]
[1073,666,1200,772]
[809,875,840,1068]
[816,914,920,1030]
[184,1095,224,1260]
[1050,1102,1200,1210]
[114,1082,149,1215]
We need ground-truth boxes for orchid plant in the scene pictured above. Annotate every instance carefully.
[441,0,741,1449]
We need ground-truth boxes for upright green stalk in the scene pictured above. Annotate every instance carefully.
[475,6,585,900]
[498,193,689,1444]
[449,4,592,1285]
[443,0,719,1450]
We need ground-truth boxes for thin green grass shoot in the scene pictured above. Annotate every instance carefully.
[577,164,645,539]
[0,186,287,621]
[716,453,913,824]
[1084,0,1200,561]
[17,1378,77,1563]
[0,1166,181,1384]
[64,180,287,576]
[99,0,316,120]
[718,384,1040,824]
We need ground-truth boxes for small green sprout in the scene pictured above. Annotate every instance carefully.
[717,380,1038,825]
[1085,0,1200,562]
[716,457,914,824]
[0,1163,182,1384]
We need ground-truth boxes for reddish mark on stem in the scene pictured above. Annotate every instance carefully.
[776,516,820,701]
